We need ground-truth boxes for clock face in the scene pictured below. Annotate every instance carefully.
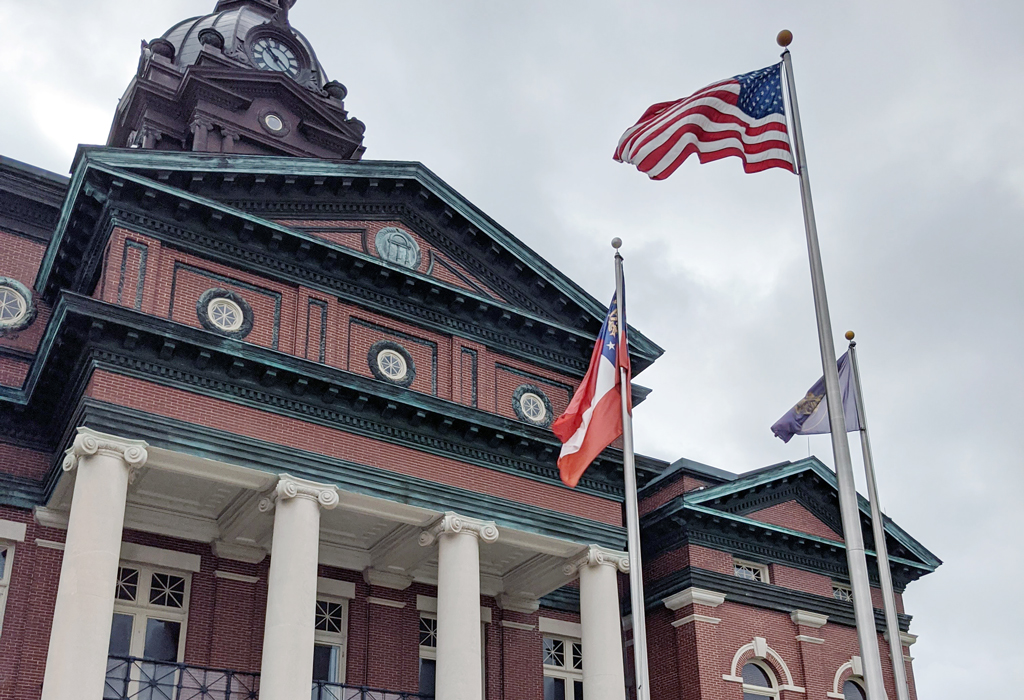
[251,37,300,77]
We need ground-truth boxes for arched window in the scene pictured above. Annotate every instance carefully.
[741,661,779,700]
[843,678,867,700]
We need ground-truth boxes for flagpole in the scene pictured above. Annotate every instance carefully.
[846,332,912,700]
[777,31,888,699]
[612,237,651,700]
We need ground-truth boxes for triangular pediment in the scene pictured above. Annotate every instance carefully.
[684,458,941,572]
[42,148,663,380]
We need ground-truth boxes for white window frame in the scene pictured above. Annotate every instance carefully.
[741,659,780,699]
[313,595,350,685]
[543,634,583,698]
[832,583,853,602]
[110,562,192,661]
[0,543,14,638]
[734,559,770,584]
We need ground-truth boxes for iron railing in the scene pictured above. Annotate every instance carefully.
[103,656,433,700]
[312,682,432,700]
[105,656,260,700]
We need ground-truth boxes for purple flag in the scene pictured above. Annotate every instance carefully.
[772,352,862,443]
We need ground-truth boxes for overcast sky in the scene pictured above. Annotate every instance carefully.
[1,1,1020,697]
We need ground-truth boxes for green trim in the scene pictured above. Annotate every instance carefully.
[684,457,942,569]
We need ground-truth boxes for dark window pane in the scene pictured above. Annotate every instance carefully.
[108,613,134,656]
[843,680,867,700]
[544,677,566,700]
[419,658,436,696]
[574,679,584,700]
[741,662,772,687]
[312,644,335,682]
[143,619,180,662]
[0,548,6,580]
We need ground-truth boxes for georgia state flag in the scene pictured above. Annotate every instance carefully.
[552,293,631,488]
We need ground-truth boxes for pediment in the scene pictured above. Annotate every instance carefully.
[684,458,941,571]
[45,148,663,377]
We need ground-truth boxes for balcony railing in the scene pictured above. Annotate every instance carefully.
[104,656,432,700]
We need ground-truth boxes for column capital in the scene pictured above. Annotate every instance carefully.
[61,427,148,473]
[258,474,339,512]
[419,511,498,546]
[563,544,629,576]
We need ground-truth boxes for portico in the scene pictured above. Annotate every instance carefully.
[35,427,630,700]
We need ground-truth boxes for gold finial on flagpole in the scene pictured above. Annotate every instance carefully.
[611,237,623,249]
[845,330,855,340]
[777,30,793,47]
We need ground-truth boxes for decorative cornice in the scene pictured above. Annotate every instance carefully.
[497,593,540,614]
[563,544,629,576]
[362,568,412,590]
[258,473,339,511]
[419,511,499,546]
[61,426,148,474]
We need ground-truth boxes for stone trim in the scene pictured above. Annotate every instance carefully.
[499,620,536,631]
[671,614,721,627]
[663,586,726,611]
[0,520,26,543]
[416,595,492,622]
[563,544,629,576]
[790,609,828,629]
[215,570,260,584]
[362,568,413,590]
[120,542,201,573]
[418,511,499,546]
[317,577,356,599]
[367,596,406,609]
[538,617,581,639]
[795,634,825,645]
[496,593,539,614]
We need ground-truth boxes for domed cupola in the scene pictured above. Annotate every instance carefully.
[108,0,365,160]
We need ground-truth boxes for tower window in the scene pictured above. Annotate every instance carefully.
[734,560,769,583]
[0,278,35,333]
[513,385,554,428]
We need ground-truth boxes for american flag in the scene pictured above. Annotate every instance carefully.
[613,63,795,178]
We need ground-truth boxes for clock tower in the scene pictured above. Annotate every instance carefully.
[107,0,365,159]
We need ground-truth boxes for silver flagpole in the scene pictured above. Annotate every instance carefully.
[777,31,888,699]
[612,237,651,700]
[846,332,912,700]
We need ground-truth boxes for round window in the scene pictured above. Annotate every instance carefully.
[377,348,408,381]
[196,288,254,339]
[207,297,244,332]
[512,384,554,427]
[264,113,285,132]
[0,278,35,334]
[0,285,28,326]
[367,340,416,387]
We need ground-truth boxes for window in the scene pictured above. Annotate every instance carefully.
[418,614,485,697]
[0,278,35,333]
[312,597,349,692]
[104,565,191,700]
[0,544,13,637]
[418,615,438,696]
[734,559,769,583]
[543,635,583,700]
[741,661,779,700]
[843,679,867,700]
[832,583,853,602]
[512,384,554,428]
[207,297,244,332]
[368,341,416,387]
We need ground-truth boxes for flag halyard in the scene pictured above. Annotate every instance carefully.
[552,293,631,487]
[614,63,795,178]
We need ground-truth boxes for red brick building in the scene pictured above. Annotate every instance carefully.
[0,2,939,700]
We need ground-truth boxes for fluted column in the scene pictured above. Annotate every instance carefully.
[420,512,499,700]
[565,545,630,700]
[258,475,339,700]
[41,428,148,700]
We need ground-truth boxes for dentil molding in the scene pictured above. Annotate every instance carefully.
[563,544,629,576]
[61,427,148,474]
[418,511,499,546]
[258,474,340,512]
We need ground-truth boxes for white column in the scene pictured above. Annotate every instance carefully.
[41,428,148,700]
[258,474,339,700]
[566,545,630,700]
[419,512,499,700]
